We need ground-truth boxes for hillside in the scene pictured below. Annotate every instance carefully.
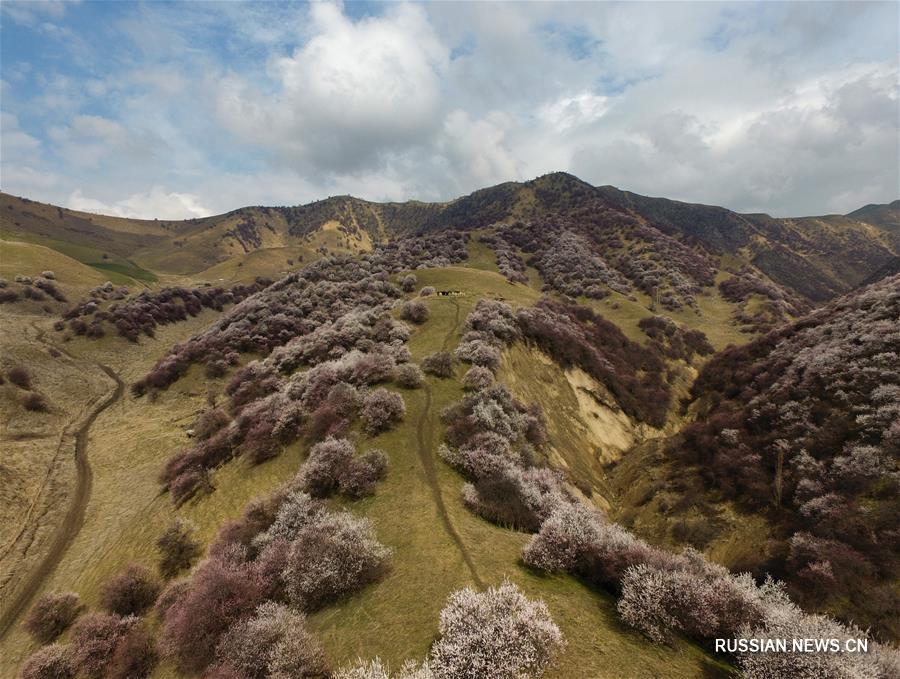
[1,177,898,679]
[3,174,896,293]
[847,200,900,235]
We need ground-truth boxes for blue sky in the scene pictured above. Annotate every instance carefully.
[1,1,898,219]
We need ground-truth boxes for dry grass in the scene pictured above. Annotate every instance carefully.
[2,265,734,678]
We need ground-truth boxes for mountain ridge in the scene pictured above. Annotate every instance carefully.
[2,173,897,302]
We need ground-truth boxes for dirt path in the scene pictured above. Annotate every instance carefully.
[415,300,484,588]
[0,327,124,641]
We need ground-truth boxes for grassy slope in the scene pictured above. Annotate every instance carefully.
[1,265,731,678]
[0,240,108,294]
[1,232,157,286]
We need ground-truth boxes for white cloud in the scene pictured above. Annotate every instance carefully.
[539,93,609,132]
[67,187,211,219]
[217,2,449,173]
[1,112,41,155]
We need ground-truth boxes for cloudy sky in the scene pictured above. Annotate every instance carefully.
[1,1,897,219]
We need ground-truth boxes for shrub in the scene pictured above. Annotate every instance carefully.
[25,592,83,643]
[618,556,767,644]
[339,450,389,499]
[105,623,158,679]
[335,658,434,679]
[211,602,328,679]
[463,467,565,533]
[19,644,76,679]
[153,579,190,622]
[400,300,429,324]
[23,286,46,301]
[736,583,887,679]
[23,392,49,412]
[429,581,565,679]
[298,437,355,498]
[35,279,66,302]
[361,389,406,434]
[462,366,493,391]
[455,339,501,370]
[422,352,454,378]
[420,286,436,297]
[522,503,657,586]
[8,365,32,389]
[304,382,359,441]
[101,564,161,616]
[0,289,19,303]
[158,557,265,673]
[70,613,136,679]
[193,407,231,440]
[169,468,208,506]
[400,274,417,292]
[283,510,391,611]
[156,518,202,578]
[395,363,424,388]
[42,271,56,280]
[252,491,324,552]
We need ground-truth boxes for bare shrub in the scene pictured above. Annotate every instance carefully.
[400,300,429,324]
[420,286,436,297]
[8,365,32,389]
[395,363,424,388]
[422,352,454,378]
[23,392,49,412]
[283,510,391,611]
[156,518,202,578]
[100,564,161,616]
[169,468,209,506]
[430,581,565,679]
[19,644,76,679]
[361,388,406,434]
[25,592,83,643]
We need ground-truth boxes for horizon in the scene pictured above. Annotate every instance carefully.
[2,170,898,223]
[1,1,898,219]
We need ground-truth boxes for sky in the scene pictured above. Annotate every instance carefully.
[1,1,898,220]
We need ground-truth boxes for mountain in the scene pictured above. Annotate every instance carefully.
[1,175,898,678]
[3,174,896,299]
[847,199,900,234]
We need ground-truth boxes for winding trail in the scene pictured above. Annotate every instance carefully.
[0,325,124,640]
[415,300,484,588]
